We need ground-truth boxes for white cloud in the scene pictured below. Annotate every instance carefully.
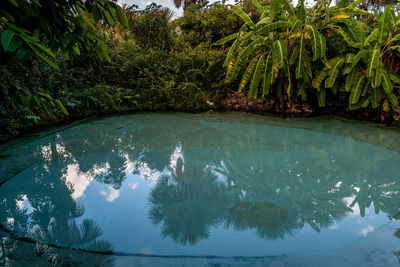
[359,225,374,237]
[129,182,139,190]
[100,185,121,202]
[64,163,106,199]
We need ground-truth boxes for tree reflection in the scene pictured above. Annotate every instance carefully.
[0,152,113,266]
[146,117,400,244]
[148,158,233,244]
[1,114,400,249]
[0,232,113,266]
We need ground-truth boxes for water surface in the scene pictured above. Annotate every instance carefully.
[1,112,400,266]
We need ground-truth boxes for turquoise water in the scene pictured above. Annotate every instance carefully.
[1,113,400,266]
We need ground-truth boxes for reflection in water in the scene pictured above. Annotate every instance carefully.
[229,202,289,228]
[0,143,113,265]
[148,158,233,245]
[1,113,400,264]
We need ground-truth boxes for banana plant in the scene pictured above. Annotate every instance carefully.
[215,0,371,107]
[330,5,400,112]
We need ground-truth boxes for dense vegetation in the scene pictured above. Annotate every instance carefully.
[218,0,400,115]
[1,0,400,141]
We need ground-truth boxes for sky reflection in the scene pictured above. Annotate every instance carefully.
[1,113,400,264]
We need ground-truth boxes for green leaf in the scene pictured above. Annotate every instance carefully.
[341,23,358,43]
[361,81,369,97]
[297,81,307,101]
[355,22,366,46]
[378,5,390,44]
[373,61,383,88]
[231,39,262,79]
[367,49,380,78]
[390,74,400,84]
[1,30,20,52]
[239,55,260,93]
[282,0,295,16]
[95,45,111,63]
[295,34,303,79]
[55,99,69,115]
[319,34,326,58]
[325,58,345,88]
[252,0,264,13]
[257,21,290,34]
[291,20,302,32]
[377,99,389,112]
[16,48,32,61]
[335,7,370,16]
[309,26,320,61]
[72,45,80,55]
[9,0,19,7]
[33,95,42,108]
[224,37,239,68]
[41,100,54,116]
[364,29,379,47]
[21,34,56,58]
[391,45,400,53]
[361,95,371,108]
[270,61,278,85]
[347,0,365,8]
[273,40,287,69]
[371,85,381,108]
[318,88,326,107]
[116,5,129,27]
[382,70,393,94]
[349,75,365,104]
[303,53,312,79]
[345,68,358,92]
[296,1,306,22]
[103,8,115,24]
[346,53,355,63]
[330,25,355,45]
[256,17,272,25]
[92,6,102,22]
[313,71,328,89]
[224,36,248,80]
[387,34,400,45]
[271,0,295,16]
[263,54,272,96]
[249,55,265,99]
[289,44,300,65]
[387,93,398,107]
[343,50,369,74]
[231,6,255,27]
[286,64,292,95]
[20,95,33,109]
[26,42,59,69]
[87,31,104,42]
[214,33,239,46]
[1,10,15,23]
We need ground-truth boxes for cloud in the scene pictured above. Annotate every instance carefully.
[359,225,374,237]
[100,185,121,202]
[129,182,139,190]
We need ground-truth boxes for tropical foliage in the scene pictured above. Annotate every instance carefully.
[218,0,400,115]
[2,0,400,141]
[0,0,128,65]
[0,0,129,119]
[0,2,239,140]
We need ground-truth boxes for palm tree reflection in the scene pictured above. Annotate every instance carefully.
[2,114,400,249]
[0,155,113,265]
[147,120,400,244]
[149,158,233,244]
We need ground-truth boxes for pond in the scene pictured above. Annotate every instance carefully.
[1,112,400,266]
